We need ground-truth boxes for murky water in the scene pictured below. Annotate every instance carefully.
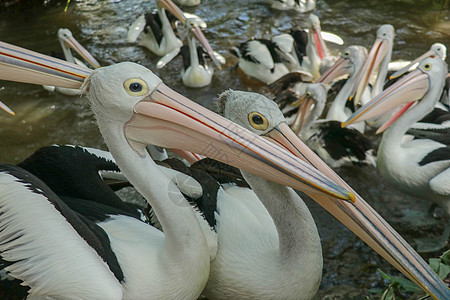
[0,0,449,298]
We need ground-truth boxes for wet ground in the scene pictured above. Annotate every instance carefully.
[0,0,449,298]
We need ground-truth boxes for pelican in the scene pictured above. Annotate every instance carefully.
[127,0,182,56]
[272,45,369,133]
[197,89,450,299]
[0,41,358,299]
[268,0,316,12]
[42,28,101,96]
[349,24,395,106]
[343,56,450,251]
[290,83,375,167]
[156,20,225,88]
[231,38,290,84]
[269,15,339,82]
[127,0,219,69]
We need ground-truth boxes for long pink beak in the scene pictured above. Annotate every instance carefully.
[343,68,430,128]
[349,37,390,105]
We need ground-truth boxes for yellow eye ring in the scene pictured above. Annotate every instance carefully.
[343,51,350,57]
[124,78,149,97]
[248,112,269,131]
[422,63,431,71]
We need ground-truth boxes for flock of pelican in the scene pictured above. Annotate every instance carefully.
[0,0,449,299]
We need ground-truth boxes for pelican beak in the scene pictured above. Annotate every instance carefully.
[317,56,351,85]
[125,84,352,201]
[0,41,90,88]
[0,100,15,116]
[0,40,90,115]
[311,25,329,60]
[168,149,204,164]
[290,94,314,135]
[389,49,435,80]
[158,0,221,69]
[349,37,391,105]
[0,40,352,202]
[265,121,450,300]
[342,68,429,130]
[61,35,101,69]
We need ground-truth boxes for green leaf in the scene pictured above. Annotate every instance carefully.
[440,249,450,265]
[377,269,422,293]
[437,262,450,279]
[429,258,441,272]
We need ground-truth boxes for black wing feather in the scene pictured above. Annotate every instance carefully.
[419,146,450,166]
[0,164,125,283]
[144,12,164,46]
[313,121,373,163]
[406,127,450,146]
[18,145,141,219]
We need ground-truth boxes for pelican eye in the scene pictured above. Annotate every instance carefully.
[423,63,431,71]
[248,112,268,130]
[124,78,149,96]
[343,51,350,57]
[305,91,312,97]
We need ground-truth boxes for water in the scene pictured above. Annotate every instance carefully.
[0,0,449,298]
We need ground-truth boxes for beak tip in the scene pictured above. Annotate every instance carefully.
[347,192,356,203]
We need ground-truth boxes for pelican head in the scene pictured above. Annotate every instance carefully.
[389,42,447,79]
[308,14,329,60]
[216,90,285,136]
[289,83,327,134]
[317,45,368,85]
[216,89,450,300]
[350,24,395,104]
[57,28,101,69]
[343,56,448,134]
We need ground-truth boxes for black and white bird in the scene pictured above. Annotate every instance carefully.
[156,20,226,88]
[195,90,450,299]
[231,38,290,84]
[127,0,182,56]
[274,14,339,80]
[343,56,450,251]
[127,0,210,58]
[0,41,359,299]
